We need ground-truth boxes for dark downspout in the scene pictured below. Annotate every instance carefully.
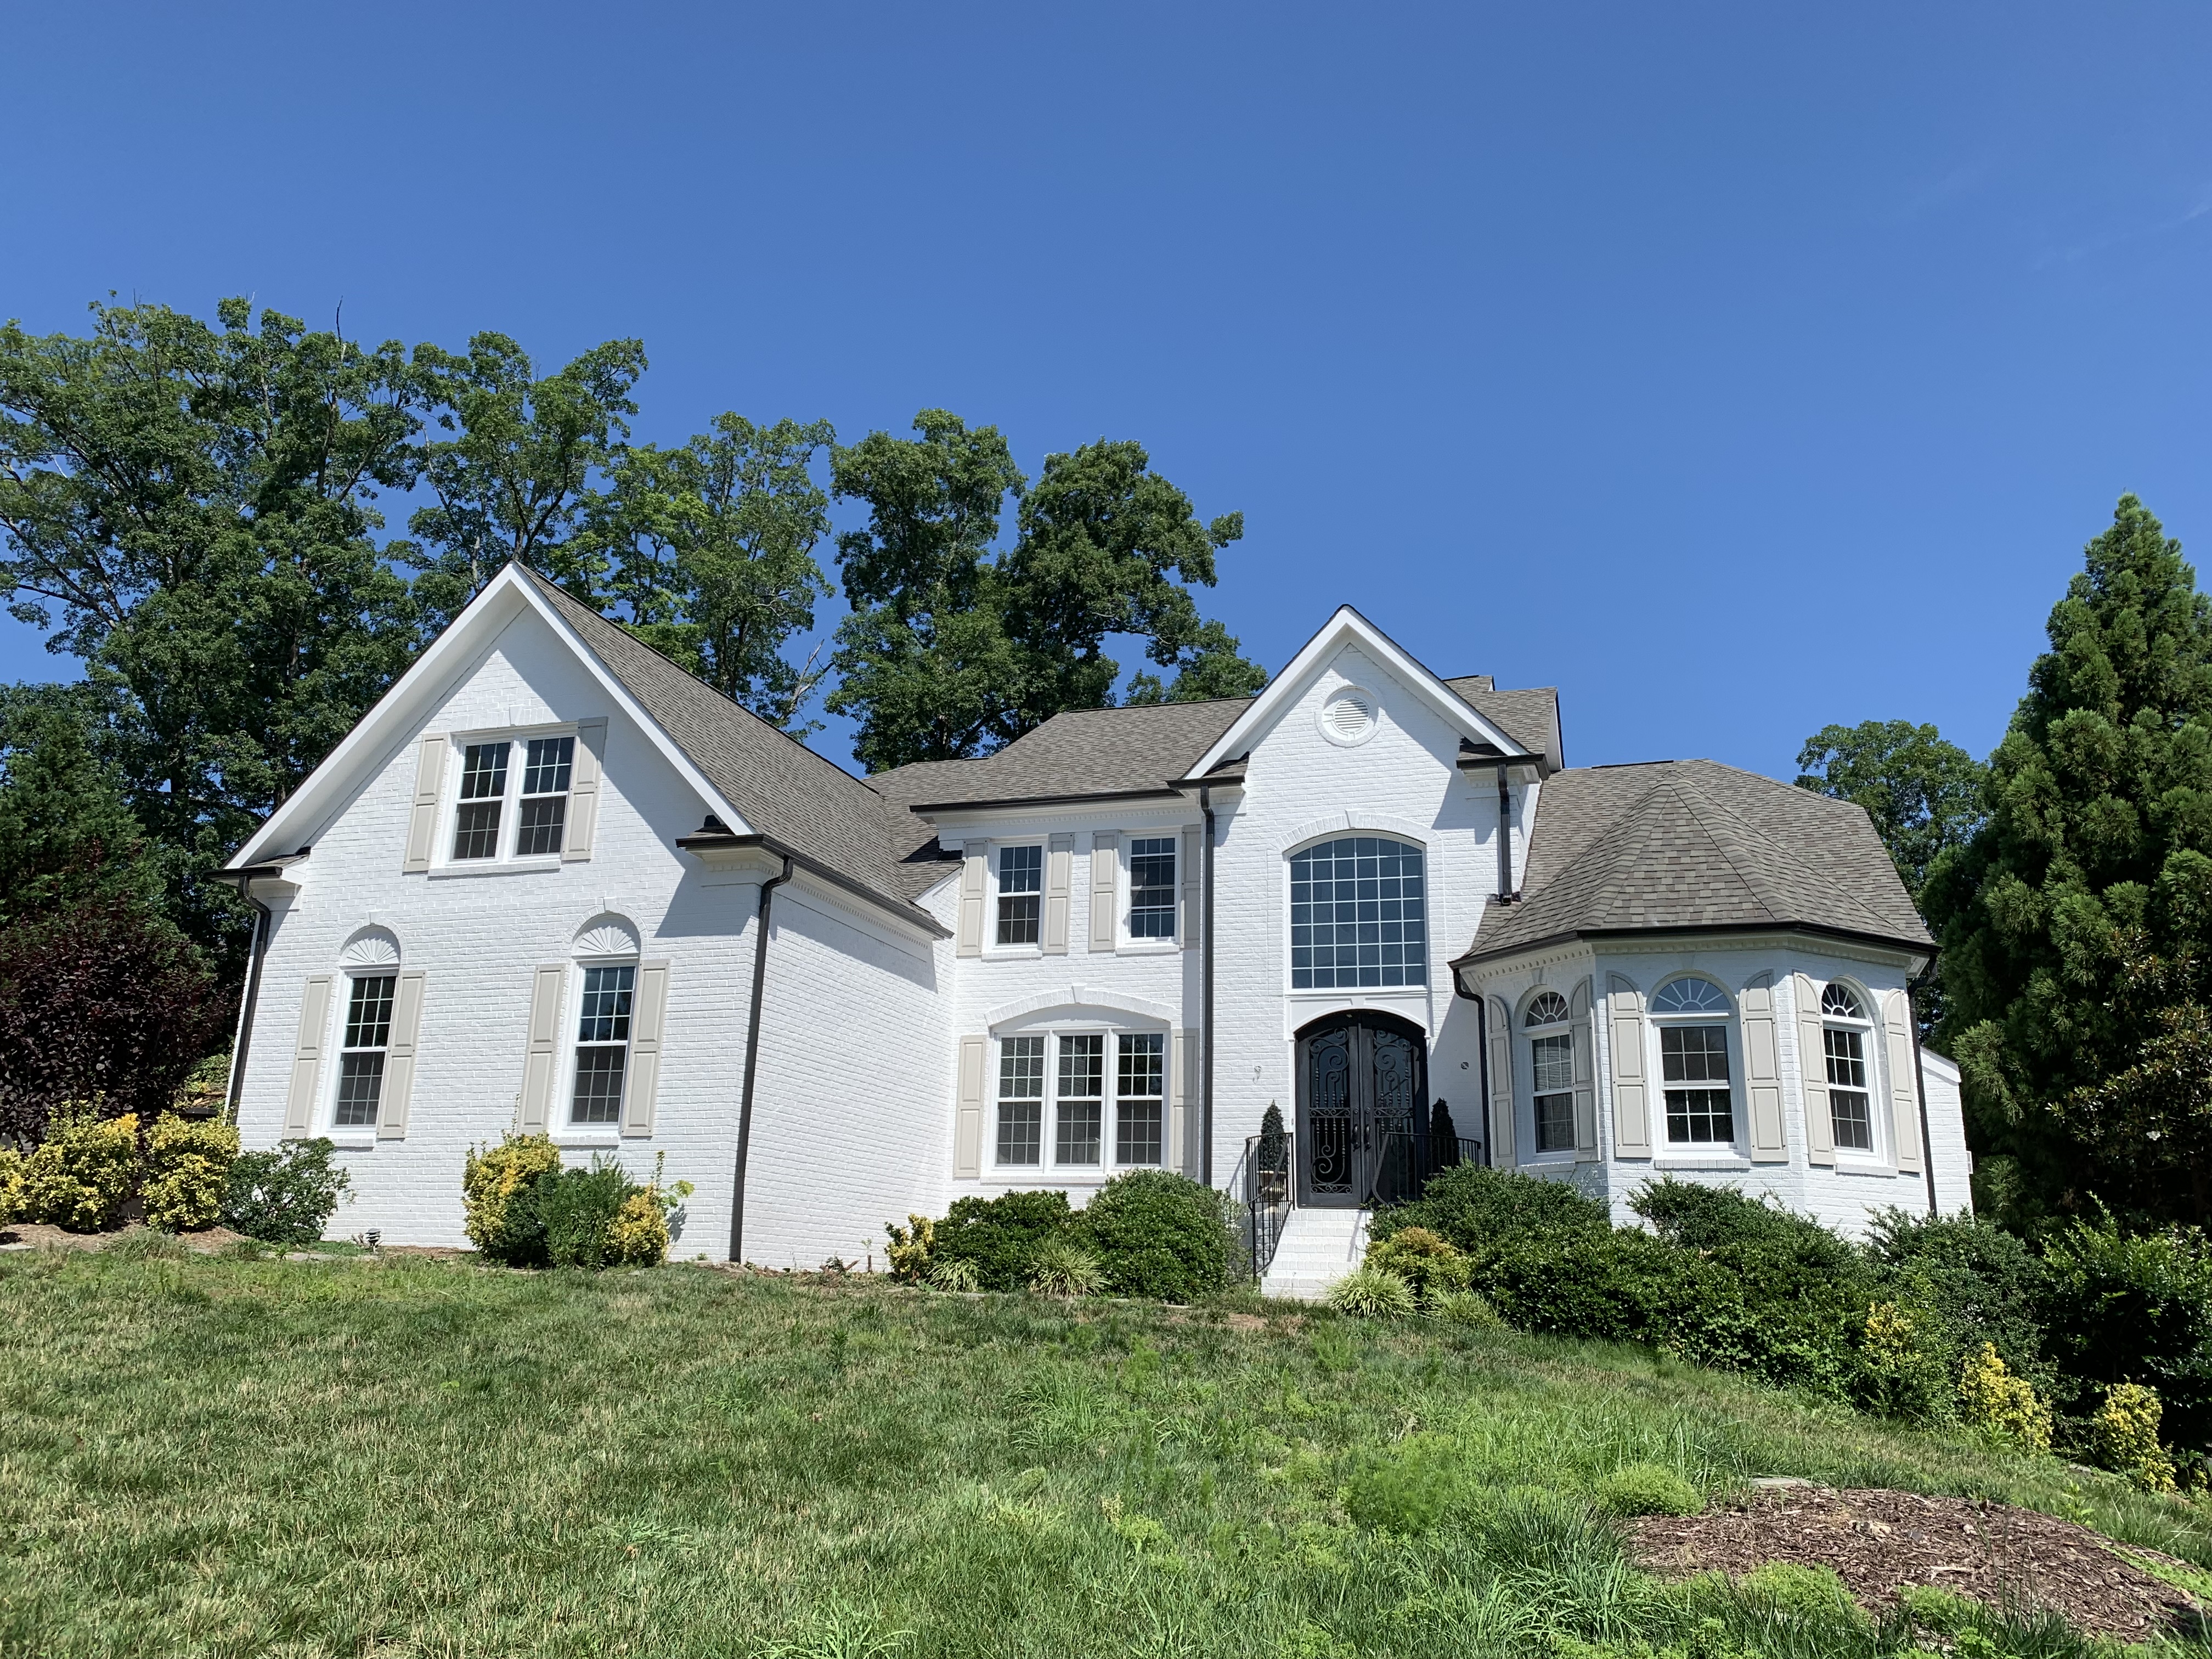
[729,854,794,1263]
[225,885,274,1113]
[1494,762,1514,898]
[1200,785,1216,1188]
[1908,964,1939,1217]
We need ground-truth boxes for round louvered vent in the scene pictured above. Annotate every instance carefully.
[1319,687,1378,747]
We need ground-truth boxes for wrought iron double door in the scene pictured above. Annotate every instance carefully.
[1295,1013,1428,1208]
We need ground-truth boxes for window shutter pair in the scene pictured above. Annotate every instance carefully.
[1792,972,1837,1166]
[516,961,671,1137]
[283,970,426,1140]
[956,843,987,957]
[1484,996,1515,1166]
[1606,974,1651,1157]
[1042,834,1074,955]
[1177,827,1200,949]
[1089,833,1118,950]
[1568,978,1599,1160]
[1741,972,1787,1162]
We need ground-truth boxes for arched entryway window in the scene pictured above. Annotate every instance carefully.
[1294,1009,1429,1207]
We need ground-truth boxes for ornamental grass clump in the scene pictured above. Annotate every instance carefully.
[2090,1382,2177,1492]
[1028,1236,1106,1297]
[1327,1266,1418,1318]
[1956,1341,2053,1454]
[140,1113,238,1232]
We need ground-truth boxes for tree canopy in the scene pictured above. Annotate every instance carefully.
[1924,494,2212,1227]
[1795,719,1985,902]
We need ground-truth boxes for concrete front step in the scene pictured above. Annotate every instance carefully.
[1259,1206,1369,1302]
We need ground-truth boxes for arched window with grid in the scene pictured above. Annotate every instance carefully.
[1289,836,1427,989]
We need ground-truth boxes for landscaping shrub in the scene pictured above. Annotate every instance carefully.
[1028,1236,1105,1297]
[9,1104,140,1229]
[1865,1207,2048,1384]
[2037,1213,2212,1448]
[222,1138,349,1245]
[882,1213,934,1283]
[1592,1462,1701,1517]
[1074,1170,1233,1301]
[607,1189,668,1266]
[462,1133,565,1266]
[538,1163,633,1268]
[1855,1301,1953,1422]
[1956,1341,2054,1453]
[1428,1288,1505,1328]
[2089,1382,2177,1492]
[140,1113,238,1231]
[1363,1224,1471,1305]
[1368,1162,1611,1259]
[930,1189,1072,1291]
[1327,1266,1417,1318]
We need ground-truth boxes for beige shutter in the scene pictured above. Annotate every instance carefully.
[401,735,448,872]
[1167,1029,1188,1175]
[1042,833,1073,955]
[1089,832,1119,950]
[377,970,427,1140]
[956,843,987,957]
[1883,991,1924,1173]
[1570,979,1599,1159]
[1177,827,1201,949]
[1742,972,1786,1163]
[518,965,568,1133]
[622,961,670,1138]
[1607,974,1651,1156]
[562,718,607,862]
[1178,1029,1204,1172]
[1485,996,1515,1166]
[1793,972,1836,1166]
[955,1035,987,1177]
[284,975,335,1138]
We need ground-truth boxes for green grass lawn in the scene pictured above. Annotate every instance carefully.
[4,1240,2210,1659]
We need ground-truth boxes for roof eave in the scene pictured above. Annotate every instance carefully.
[674,830,953,940]
[1451,918,1937,972]
[907,786,1189,817]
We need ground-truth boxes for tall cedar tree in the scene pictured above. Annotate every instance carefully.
[0,300,427,970]
[826,411,1265,772]
[1923,495,2212,1226]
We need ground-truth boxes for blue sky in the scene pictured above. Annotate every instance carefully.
[3,2,2207,779]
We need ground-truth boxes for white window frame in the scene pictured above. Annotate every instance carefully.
[561,956,638,1138]
[1120,834,1180,951]
[434,722,580,874]
[1819,979,1886,1161]
[988,1021,1171,1177]
[1649,975,1741,1152]
[989,841,1046,954]
[1522,990,1576,1159]
[326,969,397,1139]
[1284,832,1431,992]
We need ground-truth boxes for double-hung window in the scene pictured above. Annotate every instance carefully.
[516,736,575,856]
[452,743,510,860]
[571,964,634,1125]
[1652,977,1734,1144]
[1127,837,1176,939]
[997,845,1042,945]
[997,1036,1045,1165]
[1820,983,1877,1152]
[1116,1034,1164,1165]
[334,974,396,1127]
[1056,1035,1104,1165]
[1525,991,1575,1153]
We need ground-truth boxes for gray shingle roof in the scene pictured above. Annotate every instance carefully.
[870,699,1251,810]
[526,571,955,917]
[1442,678,1564,770]
[1457,759,1933,963]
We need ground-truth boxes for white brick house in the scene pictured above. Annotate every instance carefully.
[222,564,1968,1274]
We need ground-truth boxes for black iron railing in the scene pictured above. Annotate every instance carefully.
[1365,1132,1485,1207]
[1239,1130,1294,1283]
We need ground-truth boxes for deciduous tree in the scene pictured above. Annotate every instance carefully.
[1795,719,1985,901]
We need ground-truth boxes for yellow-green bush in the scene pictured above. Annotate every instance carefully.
[1856,1300,1950,1420]
[883,1212,934,1283]
[14,1106,140,1231]
[141,1114,239,1232]
[1364,1225,1472,1305]
[1956,1341,2052,1454]
[2090,1381,2177,1492]
[461,1134,563,1256]
[607,1189,670,1265]
[0,1146,23,1223]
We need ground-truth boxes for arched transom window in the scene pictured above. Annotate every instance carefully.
[1524,991,1574,1153]
[1820,982,1876,1152]
[1651,977,1733,1144]
[1289,836,1426,989]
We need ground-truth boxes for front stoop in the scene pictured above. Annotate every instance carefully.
[1259,1207,1369,1302]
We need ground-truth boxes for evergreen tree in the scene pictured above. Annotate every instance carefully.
[1924,495,2212,1225]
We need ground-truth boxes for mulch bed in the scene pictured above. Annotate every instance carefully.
[0,1222,251,1254]
[1628,1483,2208,1644]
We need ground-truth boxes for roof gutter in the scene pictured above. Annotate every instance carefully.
[730,853,794,1264]
[673,828,952,940]
[1453,919,1937,974]
[906,786,1184,816]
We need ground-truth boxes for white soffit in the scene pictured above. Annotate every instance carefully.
[230,564,752,867]
[1188,605,1528,777]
